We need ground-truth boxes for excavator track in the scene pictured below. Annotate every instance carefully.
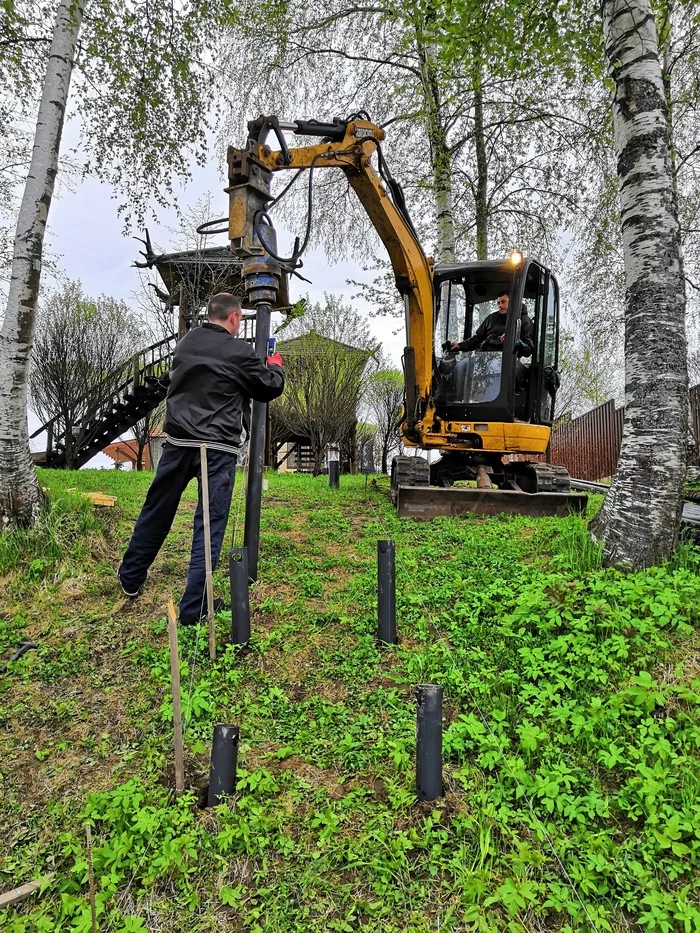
[391,455,430,504]
[524,463,572,494]
[394,458,586,519]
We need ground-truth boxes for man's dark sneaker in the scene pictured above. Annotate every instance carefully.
[117,567,142,598]
[180,598,227,626]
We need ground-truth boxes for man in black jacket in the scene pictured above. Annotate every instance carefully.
[117,293,285,624]
[447,291,533,357]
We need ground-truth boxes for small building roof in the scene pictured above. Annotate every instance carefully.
[277,330,373,358]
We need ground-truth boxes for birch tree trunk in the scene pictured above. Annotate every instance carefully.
[658,2,678,197]
[416,40,456,263]
[590,0,688,567]
[473,57,488,261]
[0,0,85,529]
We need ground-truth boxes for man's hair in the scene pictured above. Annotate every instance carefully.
[497,290,510,299]
[208,292,242,322]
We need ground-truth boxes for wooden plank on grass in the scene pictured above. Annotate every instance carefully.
[0,873,55,909]
[84,492,116,507]
[166,600,185,794]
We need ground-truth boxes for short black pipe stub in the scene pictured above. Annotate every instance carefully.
[229,547,251,646]
[328,461,340,489]
[207,724,239,808]
[416,684,443,801]
[377,540,397,645]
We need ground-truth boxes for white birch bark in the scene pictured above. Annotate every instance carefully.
[591,0,688,566]
[0,0,86,529]
[418,43,456,265]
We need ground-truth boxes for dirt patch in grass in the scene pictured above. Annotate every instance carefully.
[275,755,347,798]
[0,532,176,836]
[3,680,147,817]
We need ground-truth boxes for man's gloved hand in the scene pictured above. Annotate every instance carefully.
[267,351,283,368]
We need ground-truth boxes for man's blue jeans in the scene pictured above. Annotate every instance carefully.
[118,442,237,621]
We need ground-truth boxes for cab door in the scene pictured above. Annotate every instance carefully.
[531,271,560,425]
[514,262,559,426]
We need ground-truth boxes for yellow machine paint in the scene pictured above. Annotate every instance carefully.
[406,422,551,454]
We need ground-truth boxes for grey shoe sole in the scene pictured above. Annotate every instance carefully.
[117,569,141,598]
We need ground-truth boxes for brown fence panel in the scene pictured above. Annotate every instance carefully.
[691,385,700,464]
[550,399,622,481]
[550,383,699,480]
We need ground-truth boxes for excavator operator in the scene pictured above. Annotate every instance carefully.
[445,291,534,357]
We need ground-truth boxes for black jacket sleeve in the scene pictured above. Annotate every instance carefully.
[231,345,286,402]
[458,317,490,352]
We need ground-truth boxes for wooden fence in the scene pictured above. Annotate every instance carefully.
[550,384,700,481]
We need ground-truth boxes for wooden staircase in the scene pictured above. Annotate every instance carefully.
[31,335,177,469]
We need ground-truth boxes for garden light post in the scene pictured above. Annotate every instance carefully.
[327,443,340,488]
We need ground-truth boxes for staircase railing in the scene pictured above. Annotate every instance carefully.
[30,333,177,468]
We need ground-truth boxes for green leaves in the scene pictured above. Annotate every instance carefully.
[485,876,540,916]
[4,472,700,931]
[517,720,547,752]
[219,883,244,906]
[653,814,692,857]
[614,671,667,712]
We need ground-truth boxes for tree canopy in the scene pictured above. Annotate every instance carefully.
[1,0,235,224]
[272,294,379,473]
[0,0,238,527]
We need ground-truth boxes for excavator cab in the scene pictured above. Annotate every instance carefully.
[393,254,582,515]
[432,257,560,428]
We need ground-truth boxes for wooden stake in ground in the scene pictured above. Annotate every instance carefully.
[85,822,97,933]
[166,600,185,794]
[200,443,216,660]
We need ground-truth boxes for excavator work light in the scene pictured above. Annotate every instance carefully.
[510,249,523,265]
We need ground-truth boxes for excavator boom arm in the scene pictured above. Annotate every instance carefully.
[227,118,434,429]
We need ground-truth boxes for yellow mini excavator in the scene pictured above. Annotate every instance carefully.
[225,114,586,518]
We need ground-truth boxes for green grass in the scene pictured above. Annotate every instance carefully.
[1,469,699,932]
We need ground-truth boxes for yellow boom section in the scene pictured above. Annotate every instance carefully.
[234,120,435,406]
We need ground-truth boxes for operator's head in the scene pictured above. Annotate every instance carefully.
[208,293,243,335]
[496,290,510,316]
